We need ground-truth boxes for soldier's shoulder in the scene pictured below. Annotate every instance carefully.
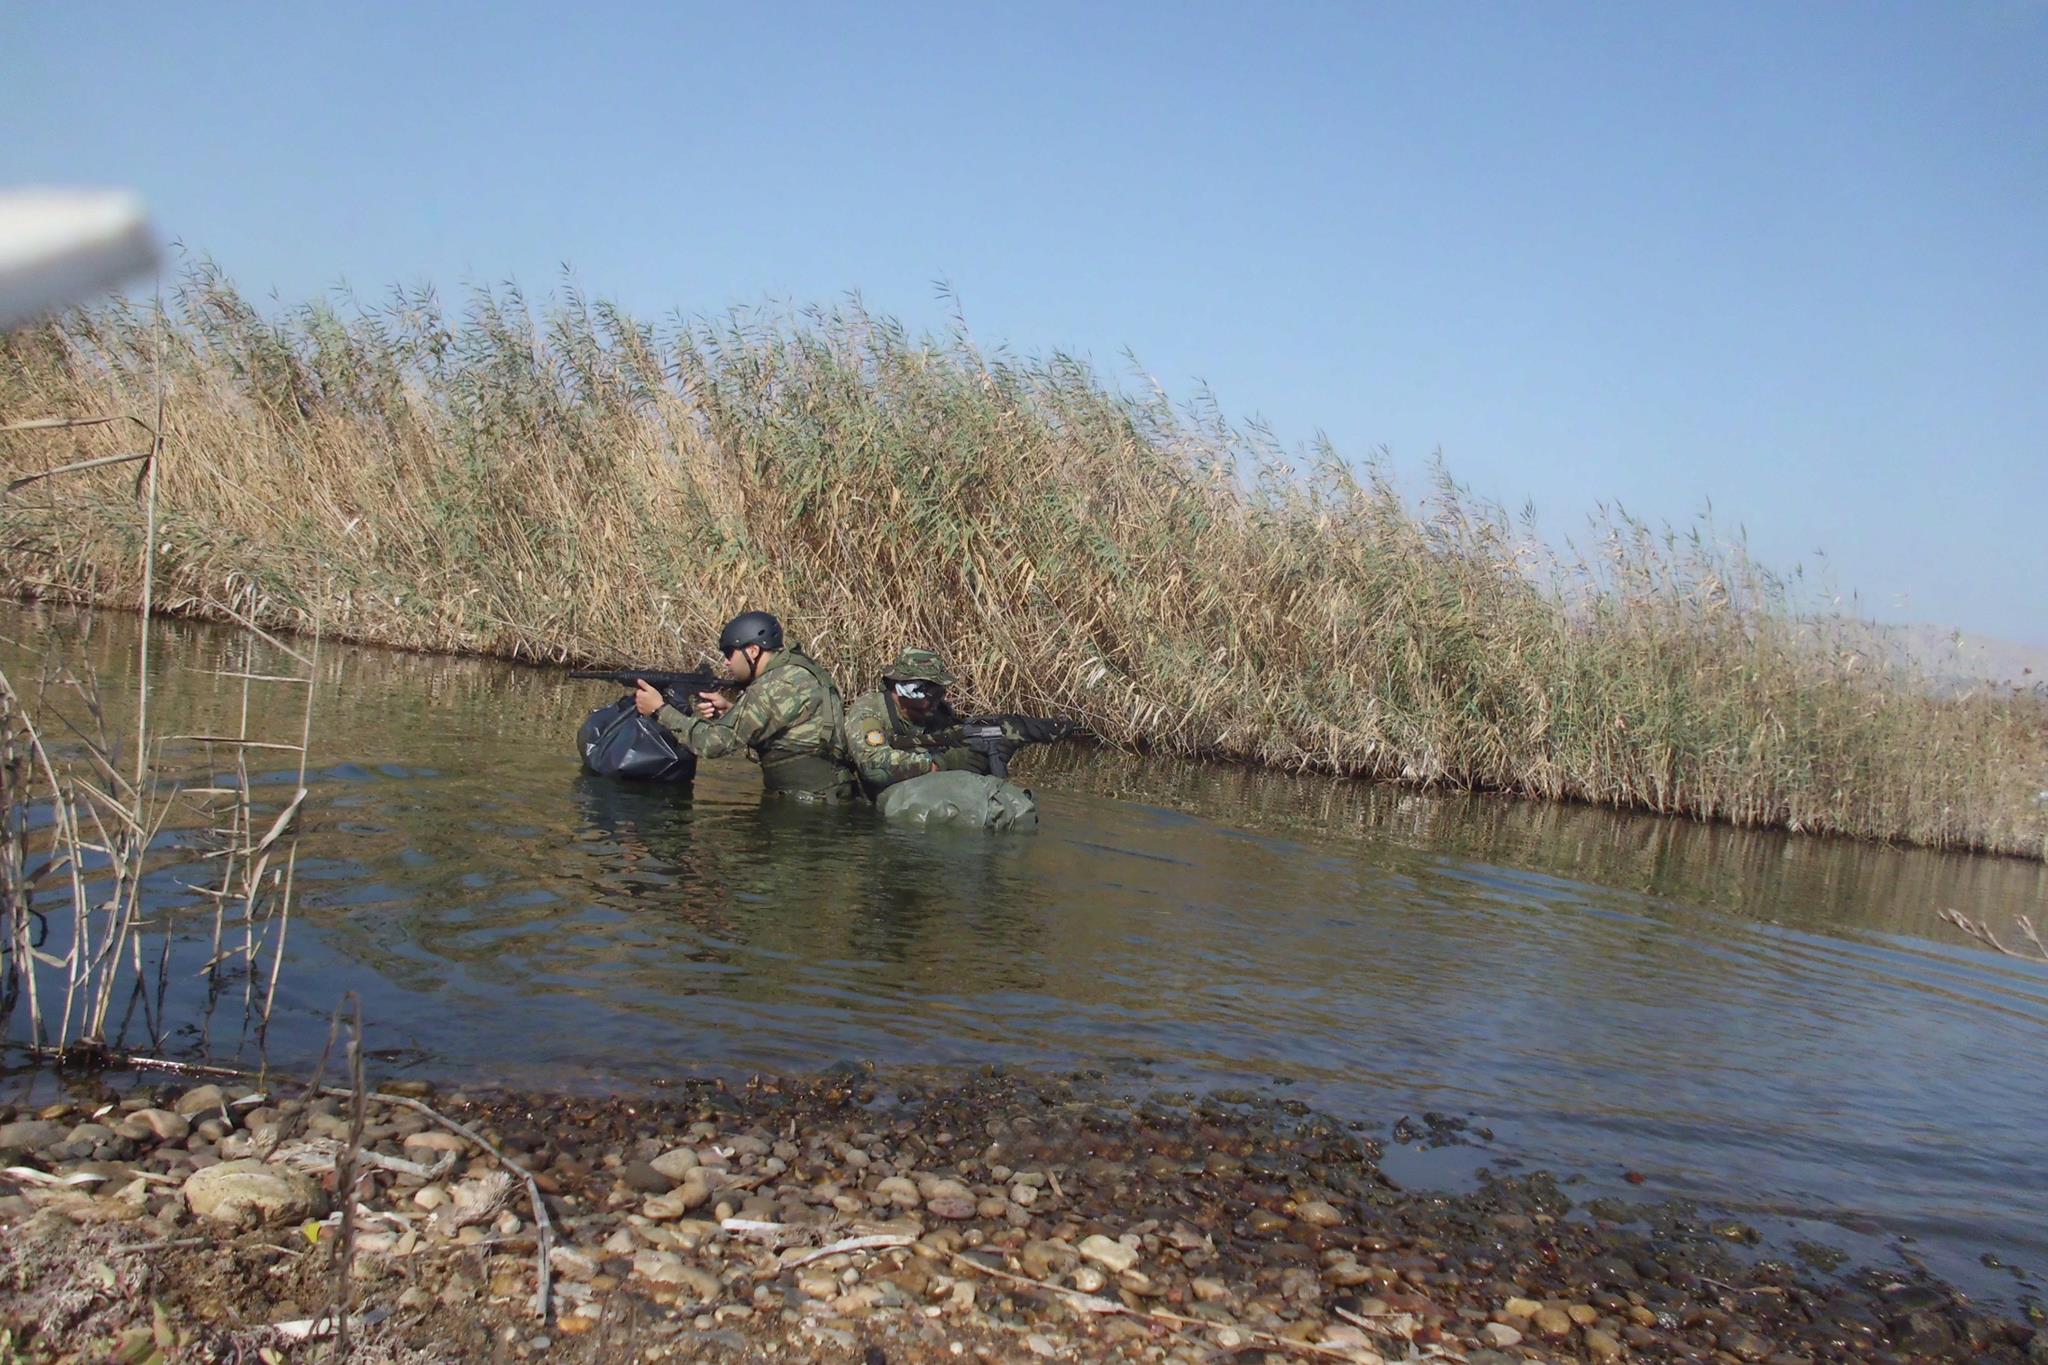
[843,691,895,752]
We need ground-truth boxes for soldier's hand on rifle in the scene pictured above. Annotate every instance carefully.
[632,679,664,717]
[695,690,733,720]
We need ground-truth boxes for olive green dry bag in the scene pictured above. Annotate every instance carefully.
[874,771,1039,832]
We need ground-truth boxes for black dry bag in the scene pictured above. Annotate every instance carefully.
[576,696,697,783]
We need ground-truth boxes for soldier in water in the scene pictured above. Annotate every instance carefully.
[841,647,1071,800]
[632,611,858,802]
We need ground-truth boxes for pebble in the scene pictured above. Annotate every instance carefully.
[1077,1234,1137,1274]
[130,1109,190,1142]
[650,1146,699,1180]
[1720,1328,1772,1360]
[1020,1241,1078,1279]
[643,1172,711,1219]
[1324,1259,1379,1287]
[623,1160,675,1194]
[403,1131,466,1155]
[632,1251,722,1301]
[918,1175,973,1203]
[1583,1326,1624,1360]
[183,1159,322,1225]
[0,1067,2028,1365]
[172,1085,227,1118]
[0,1120,68,1149]
[1296,1198,1343,1227]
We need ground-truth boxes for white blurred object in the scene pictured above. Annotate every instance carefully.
[0,188,158,329]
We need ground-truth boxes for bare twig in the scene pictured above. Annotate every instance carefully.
[135,313,163,796]
[272,1138,454,1182]
[333,995,367,1354]
[780,1233,917,1270]
[0,413,151,435]
[1941,909,2048,961]
[935,1249,1372,1360]
[195,598,312,667]
[317,1086,554,1322]
[4,450,152,497]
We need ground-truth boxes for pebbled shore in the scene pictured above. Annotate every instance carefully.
[0,1066,2038,1363]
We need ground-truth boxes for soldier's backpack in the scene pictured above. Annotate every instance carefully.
[874,771,1038,831]
[577,696,697,783]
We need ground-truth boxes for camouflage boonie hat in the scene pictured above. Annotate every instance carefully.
[882,648,955,687]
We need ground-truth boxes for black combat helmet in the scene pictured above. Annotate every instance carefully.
[717,610,783,655]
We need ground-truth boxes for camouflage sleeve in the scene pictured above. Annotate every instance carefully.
[920,720,967,749]
[857,735,940,788]
[661,678,797,760]
[659,703,748,759]
[844,694,939,788]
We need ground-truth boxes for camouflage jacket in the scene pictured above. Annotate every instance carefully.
[658,644,857,799]
[841,689,985,799]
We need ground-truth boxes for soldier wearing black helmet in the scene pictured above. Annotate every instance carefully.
[631,611,857,801]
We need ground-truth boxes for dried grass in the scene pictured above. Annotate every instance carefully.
[1,263,2043,856]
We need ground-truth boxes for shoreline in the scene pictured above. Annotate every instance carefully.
[8,591,2045,869]
[1,1062,2037,1363]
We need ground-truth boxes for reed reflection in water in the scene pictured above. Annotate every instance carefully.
[4,604,2046,1305]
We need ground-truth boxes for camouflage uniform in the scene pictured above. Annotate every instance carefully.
[841,648,987,800]
[657,643,857,800]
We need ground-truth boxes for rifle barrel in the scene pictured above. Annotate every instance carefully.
[569,668,732,690]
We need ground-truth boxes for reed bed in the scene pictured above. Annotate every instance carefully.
[1,264,2042,856]
[1,335,317,1061]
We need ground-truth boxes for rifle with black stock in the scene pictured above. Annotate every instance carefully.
[568,667,734,712]
[958,714,1077,780]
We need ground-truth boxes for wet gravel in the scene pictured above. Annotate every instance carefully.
[0,1064,2041,1363]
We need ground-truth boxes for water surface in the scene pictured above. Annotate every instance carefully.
[4,605,2046,1303]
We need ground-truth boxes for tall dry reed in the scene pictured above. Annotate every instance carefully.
[1,263,2042,856]
[1,320,317,1061]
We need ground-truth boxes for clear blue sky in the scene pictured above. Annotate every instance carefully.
[6,3,2043,644]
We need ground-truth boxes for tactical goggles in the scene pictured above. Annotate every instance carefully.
[892,680,944,702]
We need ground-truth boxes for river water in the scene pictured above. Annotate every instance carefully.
[5,605,2046,1304]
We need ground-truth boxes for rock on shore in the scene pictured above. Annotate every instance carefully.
[0,1068,2039,1364]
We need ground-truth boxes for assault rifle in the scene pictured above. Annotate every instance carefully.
[958,715,1075,780]
[568,668,733,712]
